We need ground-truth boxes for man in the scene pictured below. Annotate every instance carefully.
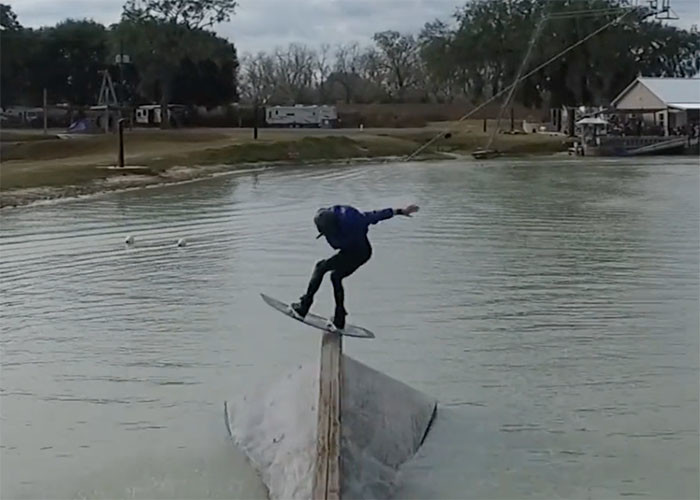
[290,203,419,330]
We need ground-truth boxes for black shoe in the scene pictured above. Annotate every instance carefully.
[331,310,346,330]
[290,299,310,319]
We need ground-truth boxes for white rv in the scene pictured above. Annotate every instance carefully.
[265,105,337,128]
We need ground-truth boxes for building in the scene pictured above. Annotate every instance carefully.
[135,104,188,127]
[568,75,699,156]
[611,76,700,136]
[1,105,70,128]
[264,105,337,128]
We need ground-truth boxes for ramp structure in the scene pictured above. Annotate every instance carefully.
[226,331,437,500]
[313,332,437,500]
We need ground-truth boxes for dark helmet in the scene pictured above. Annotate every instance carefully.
[314,207,337,238]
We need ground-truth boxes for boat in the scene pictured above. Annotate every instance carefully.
[471,148,500,159]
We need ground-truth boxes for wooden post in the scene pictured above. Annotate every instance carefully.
[118,119,125,168]
[253,101,259,140]
[510,107,515,132]
[43,88,48,135]
[483,118,487,133]
[567,107,575,137]
[313,332,342,500]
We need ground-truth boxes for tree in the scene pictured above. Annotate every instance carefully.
[372,30,419,101]
[418,20,460,102]
[122,0,238,28]
[171,55,238,107]
[273,43,316,103]
[0,3,20,30]
[34,20,111,106]
[0,4,27,107]
[119,0,238,127]
[329,42,363,103]
[238,51,277,104]
[315,43,332,102]
[420,0,700,107]
[1,12,112,108]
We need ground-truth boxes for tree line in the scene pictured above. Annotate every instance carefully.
[0,0,239,110]
[241,0,700,108]
[2,0,699,115]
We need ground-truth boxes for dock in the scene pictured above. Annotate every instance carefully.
[628,135,699,155]
[578,134,698,156]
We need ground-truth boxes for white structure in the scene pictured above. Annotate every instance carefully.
[611,76,700,135]
[135,104,186,126]
[265,105,337,128]
[135,105,160,125]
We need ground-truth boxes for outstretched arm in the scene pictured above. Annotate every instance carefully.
[394,204,419,217]
[363,204,419,225]
[363,208,395,225]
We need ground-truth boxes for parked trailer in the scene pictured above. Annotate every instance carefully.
[265,105,337,128]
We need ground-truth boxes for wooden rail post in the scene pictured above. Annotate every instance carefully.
[312,332,342,500]
[117,119,125,168]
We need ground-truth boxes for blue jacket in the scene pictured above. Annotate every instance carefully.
[317,205,395,250]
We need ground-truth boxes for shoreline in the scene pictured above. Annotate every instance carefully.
[0,154,436,210]
[0,129,569,209]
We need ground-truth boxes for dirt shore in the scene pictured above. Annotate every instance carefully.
[0,124,569,208]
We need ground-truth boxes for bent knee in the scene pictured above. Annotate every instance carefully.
[314,259,330,273]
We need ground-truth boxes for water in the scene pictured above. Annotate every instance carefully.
[1,156,698,499]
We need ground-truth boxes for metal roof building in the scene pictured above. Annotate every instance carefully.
[612,77,700,111]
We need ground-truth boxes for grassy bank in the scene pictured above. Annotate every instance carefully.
[0,125,569,208]
[143,135,423,169]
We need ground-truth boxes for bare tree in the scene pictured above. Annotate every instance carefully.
[372,30,419,101]
[238,30,450,106]
[239,51,276,103]
[315,43,332,103]
[329,42,363,103]
[358,46,388,101]
[273,43,316,103]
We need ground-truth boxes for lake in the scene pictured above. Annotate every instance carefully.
[1,156,698,499]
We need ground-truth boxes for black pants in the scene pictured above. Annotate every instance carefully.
[300,240,372,314]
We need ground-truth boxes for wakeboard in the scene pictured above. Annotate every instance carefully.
[260,293,375,339]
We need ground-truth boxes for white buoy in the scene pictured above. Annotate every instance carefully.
[125,235,134,245]
[177,238,187,247]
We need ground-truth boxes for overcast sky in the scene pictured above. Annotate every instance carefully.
[9,0,700,56]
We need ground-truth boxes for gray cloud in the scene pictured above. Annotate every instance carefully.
[10,0,699,56]
[219,0,464,55]
[12,0,123,27]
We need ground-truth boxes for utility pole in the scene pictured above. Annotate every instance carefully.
[115,47,131,129]
[253,98,259,140]
[118,40,124,107]
[43,88,48,134]
[117,119,125,168]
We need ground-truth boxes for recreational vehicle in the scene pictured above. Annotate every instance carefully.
[265,105,337,128]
